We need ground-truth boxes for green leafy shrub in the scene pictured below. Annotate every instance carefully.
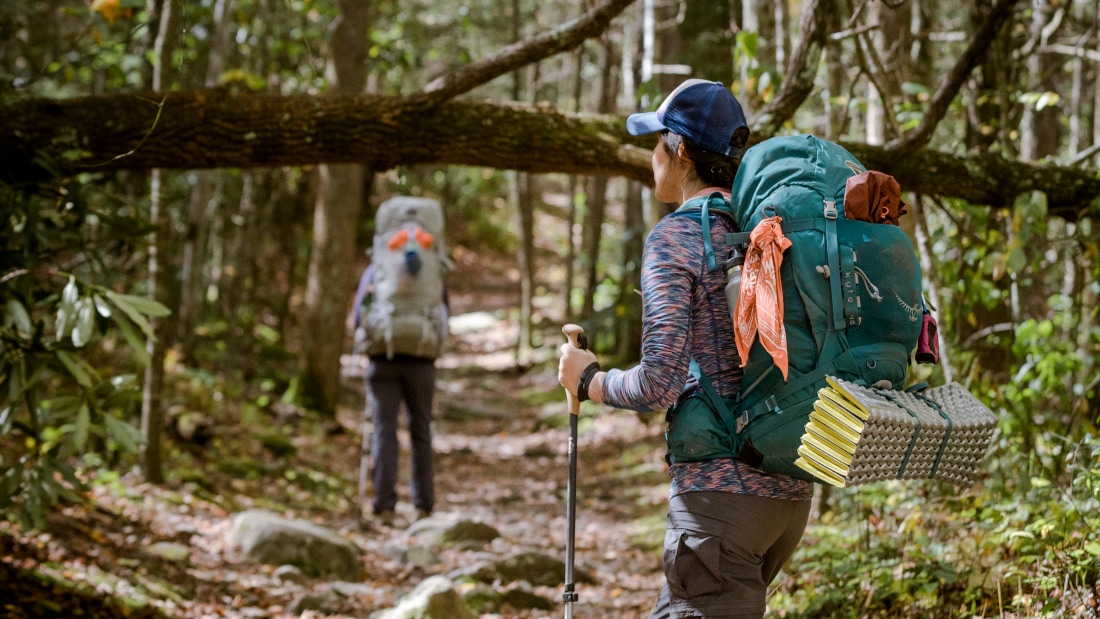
[1,176,166,530]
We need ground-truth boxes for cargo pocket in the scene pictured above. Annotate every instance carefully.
[663,528,724,600]
[848,343,908,389]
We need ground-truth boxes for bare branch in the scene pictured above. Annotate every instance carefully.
[884,0,1021,158]
[413,0,636,107]
[830,23,879,41]
[1039,43,1100,62]
[4,88,1097,222]
[852,30,903,138]
[1069,143,1100,167]
[751,0,833,137]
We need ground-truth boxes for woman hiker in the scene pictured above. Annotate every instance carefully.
[558,78,813,619]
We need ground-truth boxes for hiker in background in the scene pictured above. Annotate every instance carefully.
[352,196,449,527]
[559,79,813,618]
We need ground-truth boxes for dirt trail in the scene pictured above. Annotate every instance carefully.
[343,313,671,617]
[0,236,682,617]
[1,310,672,619]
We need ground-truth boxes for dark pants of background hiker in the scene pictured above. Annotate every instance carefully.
[649,491,812,619]
[366,355,437,516]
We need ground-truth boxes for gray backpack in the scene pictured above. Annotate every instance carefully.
[355,196,448,359]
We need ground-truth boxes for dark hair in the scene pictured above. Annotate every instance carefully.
[661,128,749,188]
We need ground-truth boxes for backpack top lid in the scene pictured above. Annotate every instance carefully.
[375,196,444,240]
[729,134,865,231]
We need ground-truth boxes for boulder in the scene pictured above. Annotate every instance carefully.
[377,576,476,619]
[227,509,362,581]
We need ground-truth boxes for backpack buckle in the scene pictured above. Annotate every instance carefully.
[823,200,838,220]
[735,411,750,434]
[736,394,780,433]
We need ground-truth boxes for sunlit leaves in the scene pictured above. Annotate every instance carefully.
[736,30,759,60]
[1018,90,1062,112]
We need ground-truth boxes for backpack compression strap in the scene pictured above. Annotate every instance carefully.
[732,341,910,433]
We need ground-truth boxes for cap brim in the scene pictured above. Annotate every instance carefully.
[626,111,667,136]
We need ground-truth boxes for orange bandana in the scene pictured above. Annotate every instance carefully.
[734,216,791,379]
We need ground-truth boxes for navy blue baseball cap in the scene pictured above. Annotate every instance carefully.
[626,79,749,158]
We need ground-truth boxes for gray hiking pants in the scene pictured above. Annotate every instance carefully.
[366,356,437,515]
[649,490,811,619]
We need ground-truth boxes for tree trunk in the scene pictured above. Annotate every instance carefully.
[179,0,235,360]
[911,194,953,383]
[515,171,536,360]
[512,0,536,361]
[740,0,762,111]
[824,9,847,137]
[581,175,609,319]
[861,0,908,144]
[1095,0,1100,151]
[178,170,212,362]
[966,0,1005,151]
[581,36,617,321]
[222,171,257,374]
[564,48,586,322]
[301,163,363,414]
[775,0,789,70]
[300,0,371,415]
[141,0,181,485]
[1020,0,1062,161]
[616,179,645,361]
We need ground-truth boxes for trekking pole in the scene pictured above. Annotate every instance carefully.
[357,414,372,528]
[561,324,587,619]
[357,355,374,529]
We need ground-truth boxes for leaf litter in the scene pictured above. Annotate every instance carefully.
[1,311,671,618]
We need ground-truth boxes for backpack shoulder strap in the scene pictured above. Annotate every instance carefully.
[676,192,735,272]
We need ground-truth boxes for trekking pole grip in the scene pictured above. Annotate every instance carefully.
[562,324,588,416]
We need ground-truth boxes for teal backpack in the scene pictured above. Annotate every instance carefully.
[667,134,924,482]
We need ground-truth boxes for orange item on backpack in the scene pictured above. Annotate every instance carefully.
[734,216,791,379]
[843,171,908,225]
[387,226,435,251]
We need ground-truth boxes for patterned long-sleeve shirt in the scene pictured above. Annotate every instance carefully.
[601,196,813,501]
